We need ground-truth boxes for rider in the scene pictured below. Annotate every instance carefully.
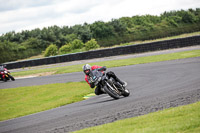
[0,64,5,80]
[83,64,126,95]
[0,65,4,71]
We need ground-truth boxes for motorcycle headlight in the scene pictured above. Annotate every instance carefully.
[4,71,7,74]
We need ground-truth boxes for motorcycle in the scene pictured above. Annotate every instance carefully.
[0,67,15,82]
[89,69,130,99]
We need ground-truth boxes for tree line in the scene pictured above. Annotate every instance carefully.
[0,8,200,63]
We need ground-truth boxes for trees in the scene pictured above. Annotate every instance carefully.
[85,39,99,51]
[0,41,14,63]
[110,19,127,34]
[59,44,71,54]
[44,44,58,57]
[57,39,100,56]
[71,23,92,43]
[71,39,84,50]
[64,33,78,43]
[21,37,41,49]
[0,8,200,62]
[90,21,114,39]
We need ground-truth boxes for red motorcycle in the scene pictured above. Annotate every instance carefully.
[0,65,15,82]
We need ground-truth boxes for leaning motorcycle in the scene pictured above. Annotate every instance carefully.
[89,69,130,99]
[0,68,15,82]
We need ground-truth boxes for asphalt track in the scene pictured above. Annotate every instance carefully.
[0,57,200,133]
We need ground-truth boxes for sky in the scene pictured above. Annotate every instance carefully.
[0,0,200,35]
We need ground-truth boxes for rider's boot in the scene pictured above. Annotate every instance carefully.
[115,77,127,87]
[95,86,106,95]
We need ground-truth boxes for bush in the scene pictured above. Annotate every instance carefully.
[44,44,58,57]
[59,44,71,54]
[85,39,100,51]
[71,39,84,50]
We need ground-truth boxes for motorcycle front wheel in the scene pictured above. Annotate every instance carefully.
[9,75,15,81]
[104,85,120,99]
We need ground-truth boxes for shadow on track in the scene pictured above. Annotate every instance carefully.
[82,98,115,106]
[82,95,127,106]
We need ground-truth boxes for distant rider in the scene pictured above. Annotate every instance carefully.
[0,65,4,71]
[83,64,126,95]
[0,65,5,80]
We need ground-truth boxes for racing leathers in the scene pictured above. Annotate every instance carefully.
[84,65,125,95]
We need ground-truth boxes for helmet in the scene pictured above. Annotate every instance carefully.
[83,64,91,75]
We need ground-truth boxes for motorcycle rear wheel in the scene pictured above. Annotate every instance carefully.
[3,78,7,82]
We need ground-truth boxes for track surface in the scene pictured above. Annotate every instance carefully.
[0,57,200,133]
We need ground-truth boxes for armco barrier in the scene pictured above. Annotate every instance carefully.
[5,35,200,69]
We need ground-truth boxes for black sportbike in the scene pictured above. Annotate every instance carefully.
[88,69,130,99]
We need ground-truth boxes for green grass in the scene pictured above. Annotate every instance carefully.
[0,82,93,121]
[1,49,200,125]
[12,49,200,77]
[74,101,200,133]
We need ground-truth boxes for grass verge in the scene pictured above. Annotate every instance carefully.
[74,101,200,133]
[0,82,93,121]
[12,49,200,77]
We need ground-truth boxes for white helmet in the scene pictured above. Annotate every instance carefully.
[83,64,91,75]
